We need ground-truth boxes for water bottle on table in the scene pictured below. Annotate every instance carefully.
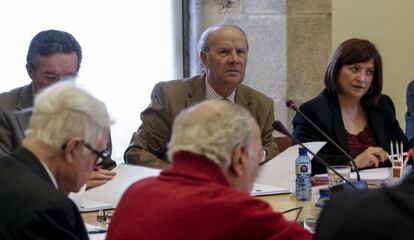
[295,147,312,201]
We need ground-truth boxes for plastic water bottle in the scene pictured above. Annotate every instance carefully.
[295,147,312,201]
[315,188,330,215]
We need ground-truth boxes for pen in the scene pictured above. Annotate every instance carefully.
[88,228,107,234]
[396,142,400,161]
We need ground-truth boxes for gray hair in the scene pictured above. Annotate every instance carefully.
[27,30,82,71]
[26,80,112,150]
[197,24,249,57]
[167,100,256,168]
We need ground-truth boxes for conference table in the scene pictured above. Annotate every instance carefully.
[256,187,320,221]
[82,186,321,238]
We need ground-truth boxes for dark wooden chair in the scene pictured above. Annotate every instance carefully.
[274,136,291,152]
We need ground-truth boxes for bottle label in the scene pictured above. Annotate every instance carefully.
[296,164,311,174]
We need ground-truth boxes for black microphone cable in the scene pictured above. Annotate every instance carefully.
[272,120,359,191]
[286,99,361,181]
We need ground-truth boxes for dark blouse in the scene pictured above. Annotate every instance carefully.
[346,125,377,159]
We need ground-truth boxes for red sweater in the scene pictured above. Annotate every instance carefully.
[107,152,312,240]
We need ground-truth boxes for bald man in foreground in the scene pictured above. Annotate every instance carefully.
[108,101,311,239]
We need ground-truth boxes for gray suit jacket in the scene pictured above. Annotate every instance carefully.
[125,75,279,168]
[0,84,115,169]
[0,84,33,157]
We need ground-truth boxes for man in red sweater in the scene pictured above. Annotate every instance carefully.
[107,101,312,240]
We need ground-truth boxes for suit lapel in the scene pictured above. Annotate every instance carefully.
[235,85,251,109]
[326,92,350,152]
[366,105,388,150]
[333,110,349,152]
[14,85,34,137]
[186,76,206,107]
[15,110,32,137]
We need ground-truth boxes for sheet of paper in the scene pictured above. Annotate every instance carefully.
[83,163,293,206]
[79,199,114,212]
[256,141,326,190]
[83,164,161,206]
[251,183,291,196]
[314,167,390,181]
[85,223,106,240]
[85,223,107,234]
[351,167,390,181]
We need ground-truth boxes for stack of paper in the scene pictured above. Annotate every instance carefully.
[79,199,114,212]
[314,167,391,185]
[251,183,291,196]
[85,223,106,234]
[83,164,161,206]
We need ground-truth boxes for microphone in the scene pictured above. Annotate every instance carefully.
[272,120,367,192]
[286,99,361,181]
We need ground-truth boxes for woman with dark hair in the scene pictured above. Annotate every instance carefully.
[292,38,409,175]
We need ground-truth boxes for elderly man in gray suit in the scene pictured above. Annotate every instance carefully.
[0,30,115,188]
[125,24,279,168]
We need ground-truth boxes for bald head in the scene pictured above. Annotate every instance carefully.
[197,24,249,56]
[168,100,262,193]
[198,25,249,96]
[168,100,256,167]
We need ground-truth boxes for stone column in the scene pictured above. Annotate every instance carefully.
[286,0,331,129]
[187,0,331,131]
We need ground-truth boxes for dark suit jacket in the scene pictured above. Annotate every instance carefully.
[406,80,414,143]
[125,75,279,168]
[0,83,115,169]
[0,147,88,240]
[315,171,414,240]
[292,89,408,175]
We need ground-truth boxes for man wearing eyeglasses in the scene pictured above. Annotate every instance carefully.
[0,81,111,239]
[0,29,115,188]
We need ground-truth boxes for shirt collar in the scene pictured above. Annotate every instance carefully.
[161,151,231,187]
[39,161,58,189]
[205,78,235,103]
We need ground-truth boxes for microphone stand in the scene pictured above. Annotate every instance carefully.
[273,120,360,191]
[286,100,361,181]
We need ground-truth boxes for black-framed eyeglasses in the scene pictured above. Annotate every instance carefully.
[80,140,110,166]
[281,206,303,222]
[61,139,109,166]
[97,209,114,225]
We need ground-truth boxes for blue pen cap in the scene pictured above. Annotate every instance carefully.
[299,147,307,155]
[315,188,330,209]
[319,188,330,198]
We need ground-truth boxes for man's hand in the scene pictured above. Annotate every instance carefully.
[86,169,116,189]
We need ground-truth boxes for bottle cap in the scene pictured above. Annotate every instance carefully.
[299,147,307,155]
[319,188,330,198]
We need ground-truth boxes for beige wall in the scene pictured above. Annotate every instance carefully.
[287,0,331,130]
[332,0,414,130]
